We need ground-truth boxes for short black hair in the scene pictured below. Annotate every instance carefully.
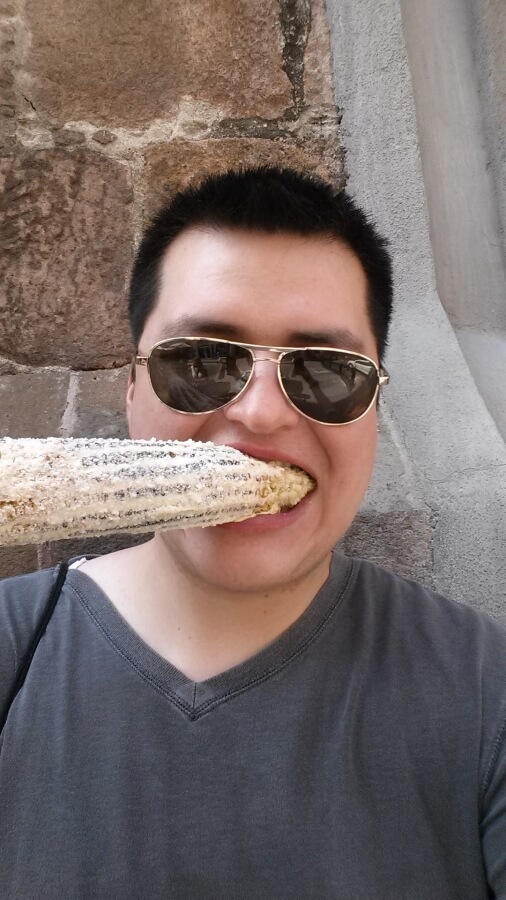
[128,166,393,360]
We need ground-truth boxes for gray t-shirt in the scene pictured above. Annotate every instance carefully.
[0,552,505,900]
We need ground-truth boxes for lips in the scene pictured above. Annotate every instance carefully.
[217,486,313,533]
[208,441,315,534]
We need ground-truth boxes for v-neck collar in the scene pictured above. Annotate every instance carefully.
[66,551,353,721]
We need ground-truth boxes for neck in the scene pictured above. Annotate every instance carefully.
[123,538,332,682]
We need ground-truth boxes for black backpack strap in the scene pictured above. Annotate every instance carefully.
[0,561,68,735]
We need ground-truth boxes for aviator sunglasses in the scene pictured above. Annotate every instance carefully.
[135,337,389,426]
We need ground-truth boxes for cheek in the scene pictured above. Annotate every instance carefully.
[323,415,378,489]
[127,378,205,442]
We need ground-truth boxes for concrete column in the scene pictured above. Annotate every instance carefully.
[400,0,506,437]
[326,0,506,614]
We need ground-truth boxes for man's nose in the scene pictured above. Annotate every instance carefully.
[223,359,300,433]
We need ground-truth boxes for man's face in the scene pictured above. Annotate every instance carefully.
[127,228,379,594]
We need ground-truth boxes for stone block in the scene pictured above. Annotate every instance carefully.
[72,367,130,439]
[23,0,291,129]
[0,68,14,91]
[0,18,16,147]
[0,544,38,580]
[143,138,343,220]
[0,370,70,436]
[0,150,134,369]
[340,510,435,589]
[304,0,337,107]
[54,128,85,146]
[92,130,116,146]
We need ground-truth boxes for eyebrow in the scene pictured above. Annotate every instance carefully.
[158,316,368,354]
[288,329,367,354]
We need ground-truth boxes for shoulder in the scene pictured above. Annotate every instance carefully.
[349,555,506,633]
[0,566,62,709]
[0,566,61,630]
[344,555,506,676]
[344,557,506,804]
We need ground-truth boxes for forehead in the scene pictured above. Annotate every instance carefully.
[144,227,376,357]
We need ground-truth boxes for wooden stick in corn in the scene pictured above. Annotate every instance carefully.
[0,437,314,546]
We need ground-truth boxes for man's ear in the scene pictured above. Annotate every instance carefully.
[126,360,136,435]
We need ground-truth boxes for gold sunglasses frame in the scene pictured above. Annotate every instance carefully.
[135,337,390,426]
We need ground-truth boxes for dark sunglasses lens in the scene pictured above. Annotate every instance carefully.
[148,340,253,413]
[280,350,378,424]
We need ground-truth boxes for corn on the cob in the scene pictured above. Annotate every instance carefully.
[0,437,314,546]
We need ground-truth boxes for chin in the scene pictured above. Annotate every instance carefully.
[160,523,335,596]
[185,557,310,596]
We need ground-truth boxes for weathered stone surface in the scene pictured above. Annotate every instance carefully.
[0,544,38,579]
[361,412,428,515]
[23,0,291,129]
[0,150,134,369]
[54,128,85,146]
[0,370,70,436]
[0,356,35,375]
[92,130,116,145]
[143,138,343,219]
[483,0,506,236]
[279,0,311,110]
[304,0,337,107]
[0,17,16,148]
[340,510,435,589]
[484,0,506,119]
[72,367,130,439]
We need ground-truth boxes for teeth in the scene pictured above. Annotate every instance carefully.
[0,437,315,546]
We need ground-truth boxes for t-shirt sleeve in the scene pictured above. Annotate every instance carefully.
[481,720,506,898]
[0,568,58,716]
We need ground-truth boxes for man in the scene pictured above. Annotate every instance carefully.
[0,167,505,899]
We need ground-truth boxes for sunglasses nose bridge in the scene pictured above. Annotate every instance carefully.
[246,354,284,394]
[230,352,286,404]
[251,355,282,364]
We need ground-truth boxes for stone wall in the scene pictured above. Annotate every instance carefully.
[0,0,345,578]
